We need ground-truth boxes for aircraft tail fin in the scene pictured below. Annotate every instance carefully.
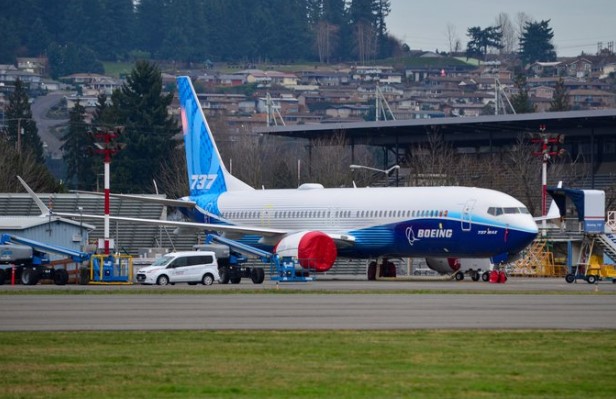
[176,76,253,197]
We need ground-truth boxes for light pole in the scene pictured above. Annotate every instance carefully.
[530,125,564,234]
[92,127,125,255]
[350,164,400,186]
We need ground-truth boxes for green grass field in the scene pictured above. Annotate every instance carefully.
[1,330,615,398]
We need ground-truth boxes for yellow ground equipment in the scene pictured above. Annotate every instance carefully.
[510,240,567,277]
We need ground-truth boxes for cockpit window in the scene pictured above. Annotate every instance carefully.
[487,207,503,216]
[488,206,530,216]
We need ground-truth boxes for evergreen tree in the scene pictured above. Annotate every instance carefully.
[519,20,557,65]
[62,100,96,190]
[47,43,104,79]
[5,79,44,162]
[110,60,179,193]
[466,26,503,61]
[549,78,570,112]
[510,74,535,114]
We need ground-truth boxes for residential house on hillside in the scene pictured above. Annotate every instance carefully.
[569,89,615,109]
[297,70,350,86]
[240,70,298,88]
[350,65,394,82]
[16,57,47,76]
[566,57,593,78]
[528,61,565,77]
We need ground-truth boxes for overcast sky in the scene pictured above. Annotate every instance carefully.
[386,0,616,56]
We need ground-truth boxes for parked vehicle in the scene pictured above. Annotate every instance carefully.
[136,251,220,286]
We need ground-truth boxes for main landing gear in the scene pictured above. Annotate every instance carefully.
[367,259,397,280]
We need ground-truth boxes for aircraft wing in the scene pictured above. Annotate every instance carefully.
[71,190,196,208]
[54,211,357,249]
[54,211,288,237]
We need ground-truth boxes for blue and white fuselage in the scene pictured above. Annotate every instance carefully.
[176,76,538,271]
[182,185,537,259]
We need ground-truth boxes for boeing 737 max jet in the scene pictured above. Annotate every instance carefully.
[46,76,539,274]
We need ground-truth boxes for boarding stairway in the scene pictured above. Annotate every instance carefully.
[591,211,616,263]
[594,233,616,263]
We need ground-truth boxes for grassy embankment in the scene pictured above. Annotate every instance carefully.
[1,330,615,398]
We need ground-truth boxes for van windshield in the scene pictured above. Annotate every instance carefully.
[150,256,173,267]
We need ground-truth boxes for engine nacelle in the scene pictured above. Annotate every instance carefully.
[425,257,493,274]
[274,231,337,272]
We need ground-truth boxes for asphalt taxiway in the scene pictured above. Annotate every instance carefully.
[1,278,615,331]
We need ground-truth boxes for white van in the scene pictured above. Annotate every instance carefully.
[136,251,220,286]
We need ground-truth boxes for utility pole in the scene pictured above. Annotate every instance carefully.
[15,118,24,155]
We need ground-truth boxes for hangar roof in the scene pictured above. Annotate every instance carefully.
[259,109,616,146]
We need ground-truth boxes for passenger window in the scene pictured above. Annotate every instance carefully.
[170,257,187,268]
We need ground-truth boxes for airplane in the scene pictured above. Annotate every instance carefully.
[31,76,539,279]
[425,182,563,280]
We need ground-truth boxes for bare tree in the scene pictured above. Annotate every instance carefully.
[0,141,59,192]
[446,23,459,54]
[314,21,339,64]
[406,129,459,187]
[495,12,516,54]
[354,21,378,64]
[158,146,188,199]
[515,12,532,45]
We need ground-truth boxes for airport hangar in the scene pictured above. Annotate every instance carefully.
[259,109,616,190]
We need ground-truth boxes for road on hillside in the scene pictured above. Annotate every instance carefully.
[30,92,69,159]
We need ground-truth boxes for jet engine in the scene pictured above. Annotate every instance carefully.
[425,257,493,274]
[274,231,337,272]
[425,257,461,274]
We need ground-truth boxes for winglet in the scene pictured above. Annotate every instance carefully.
[17,176,51,217]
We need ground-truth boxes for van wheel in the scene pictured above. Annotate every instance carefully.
[202,274,214,286]
[156,275,170,286]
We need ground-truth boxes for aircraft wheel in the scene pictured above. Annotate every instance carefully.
[471,272,480,282]
[367,262,377,280]
[565,274,576,284]
[53,269,69,285]
[586,275,597,284]
[156,275,170,286]
[0,269,5,285]
[455,272,464,281]
[230,277,241,284]
[482,272,490,282]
